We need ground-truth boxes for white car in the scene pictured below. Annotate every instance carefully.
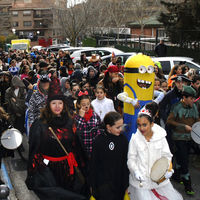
[70,47,123,62]
[152,57,200,76]
[101,52,137,65]
[60,47,93,55]
[32,45,43,50]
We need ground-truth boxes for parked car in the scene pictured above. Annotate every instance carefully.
[70,47,123,62]
[46,44,70,53]
[152,57,200,76]
[101,52,137,66]
[60,47,93,55]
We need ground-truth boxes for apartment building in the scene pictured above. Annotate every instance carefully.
[0,0,12,36]
[9,0,67,44]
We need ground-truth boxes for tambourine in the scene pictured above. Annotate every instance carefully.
[1,128,23,150]
[150,157,172,184]
[191,122,200,144]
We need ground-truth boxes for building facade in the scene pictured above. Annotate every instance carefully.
[0,0,12,36]
[0,0,67,45]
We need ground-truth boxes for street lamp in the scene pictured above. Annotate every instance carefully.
[12,28,16,34]
[37,31,40,35]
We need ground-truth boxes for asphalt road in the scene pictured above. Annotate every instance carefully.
[1,135,200,200]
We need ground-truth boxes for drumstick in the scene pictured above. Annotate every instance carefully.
[139,177,143,187]
[191,129,200,139]
[1,137,11,140]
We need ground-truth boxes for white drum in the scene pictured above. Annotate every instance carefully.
[150,157,172,184]
[1,128,23,150]
[191,122,200,144]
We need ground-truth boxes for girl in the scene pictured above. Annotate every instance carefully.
[99,65,123,112]
[89,111,129,200]
[26,78,86,200]
[161,80,168,93]
[127,103,183,200]
[168,65,182,89]
[74,91,101,159]
[20,65,30,80]
[91,85,115,121]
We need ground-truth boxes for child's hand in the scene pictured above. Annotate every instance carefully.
[79,108,85,117]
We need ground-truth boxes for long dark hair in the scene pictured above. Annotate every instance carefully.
[0,106,9,120]
[76,93,91,113]
[138,102,158,123]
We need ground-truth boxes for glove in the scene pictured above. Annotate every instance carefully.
[164,169,174,179]
[134,171,144,181]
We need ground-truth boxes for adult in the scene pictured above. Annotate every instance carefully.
[5,76,26,133]
[155,39,167,57]
[26,78,86,200]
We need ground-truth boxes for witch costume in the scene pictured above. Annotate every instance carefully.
[26,78,87,200]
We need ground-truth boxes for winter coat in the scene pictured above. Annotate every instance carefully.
[74,111,102,158]
[127,123,172,190]
[91,97,115,121]
[28,80,48,125]
[5,76,26,122]
[90,131,129,200]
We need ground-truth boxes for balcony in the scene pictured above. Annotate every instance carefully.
[34,23,48,29]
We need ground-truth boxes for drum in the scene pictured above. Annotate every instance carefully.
[1,128,23,150]
[150,157,172,184]
[191,122,200,144]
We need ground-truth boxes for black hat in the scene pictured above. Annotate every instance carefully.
[171,75,191,82]
[39,61,48,68]
[47,78,65,102]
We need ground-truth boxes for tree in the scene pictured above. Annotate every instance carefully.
[54,0,91,46]
[159,0,200,48]
[129,0,161,35]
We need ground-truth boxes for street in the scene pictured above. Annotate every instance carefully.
[1,135,200,200]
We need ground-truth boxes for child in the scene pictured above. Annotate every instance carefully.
[161,79,168,93]
[89,112,129,200]
[154,78,161,91]
[74,91,102,159]
[91,85,115,121]
[128,103,183,200]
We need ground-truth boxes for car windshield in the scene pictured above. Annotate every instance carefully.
[12,43,27,50]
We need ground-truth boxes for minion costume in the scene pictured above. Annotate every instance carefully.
[118,54,155,140]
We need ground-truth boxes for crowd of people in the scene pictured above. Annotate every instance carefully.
[0,47,200,200]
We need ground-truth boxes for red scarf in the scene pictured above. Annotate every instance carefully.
[84,108,93,122]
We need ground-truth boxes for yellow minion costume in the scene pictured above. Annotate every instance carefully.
[121,54,155,140]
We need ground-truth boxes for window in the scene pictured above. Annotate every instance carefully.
[174,61,199,71]
[24,0,32,3]
[35,10,41,17]
[23,21,32,27]
[23,10,31,16]
[159,61,171,75]
[13,22,19,27]
[12,11,18,16]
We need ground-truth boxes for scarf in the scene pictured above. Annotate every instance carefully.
[84,108,93,122]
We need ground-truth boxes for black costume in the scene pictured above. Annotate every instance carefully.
[26,113,86,200]
[159,86,182,152]
[89,131,129,200]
